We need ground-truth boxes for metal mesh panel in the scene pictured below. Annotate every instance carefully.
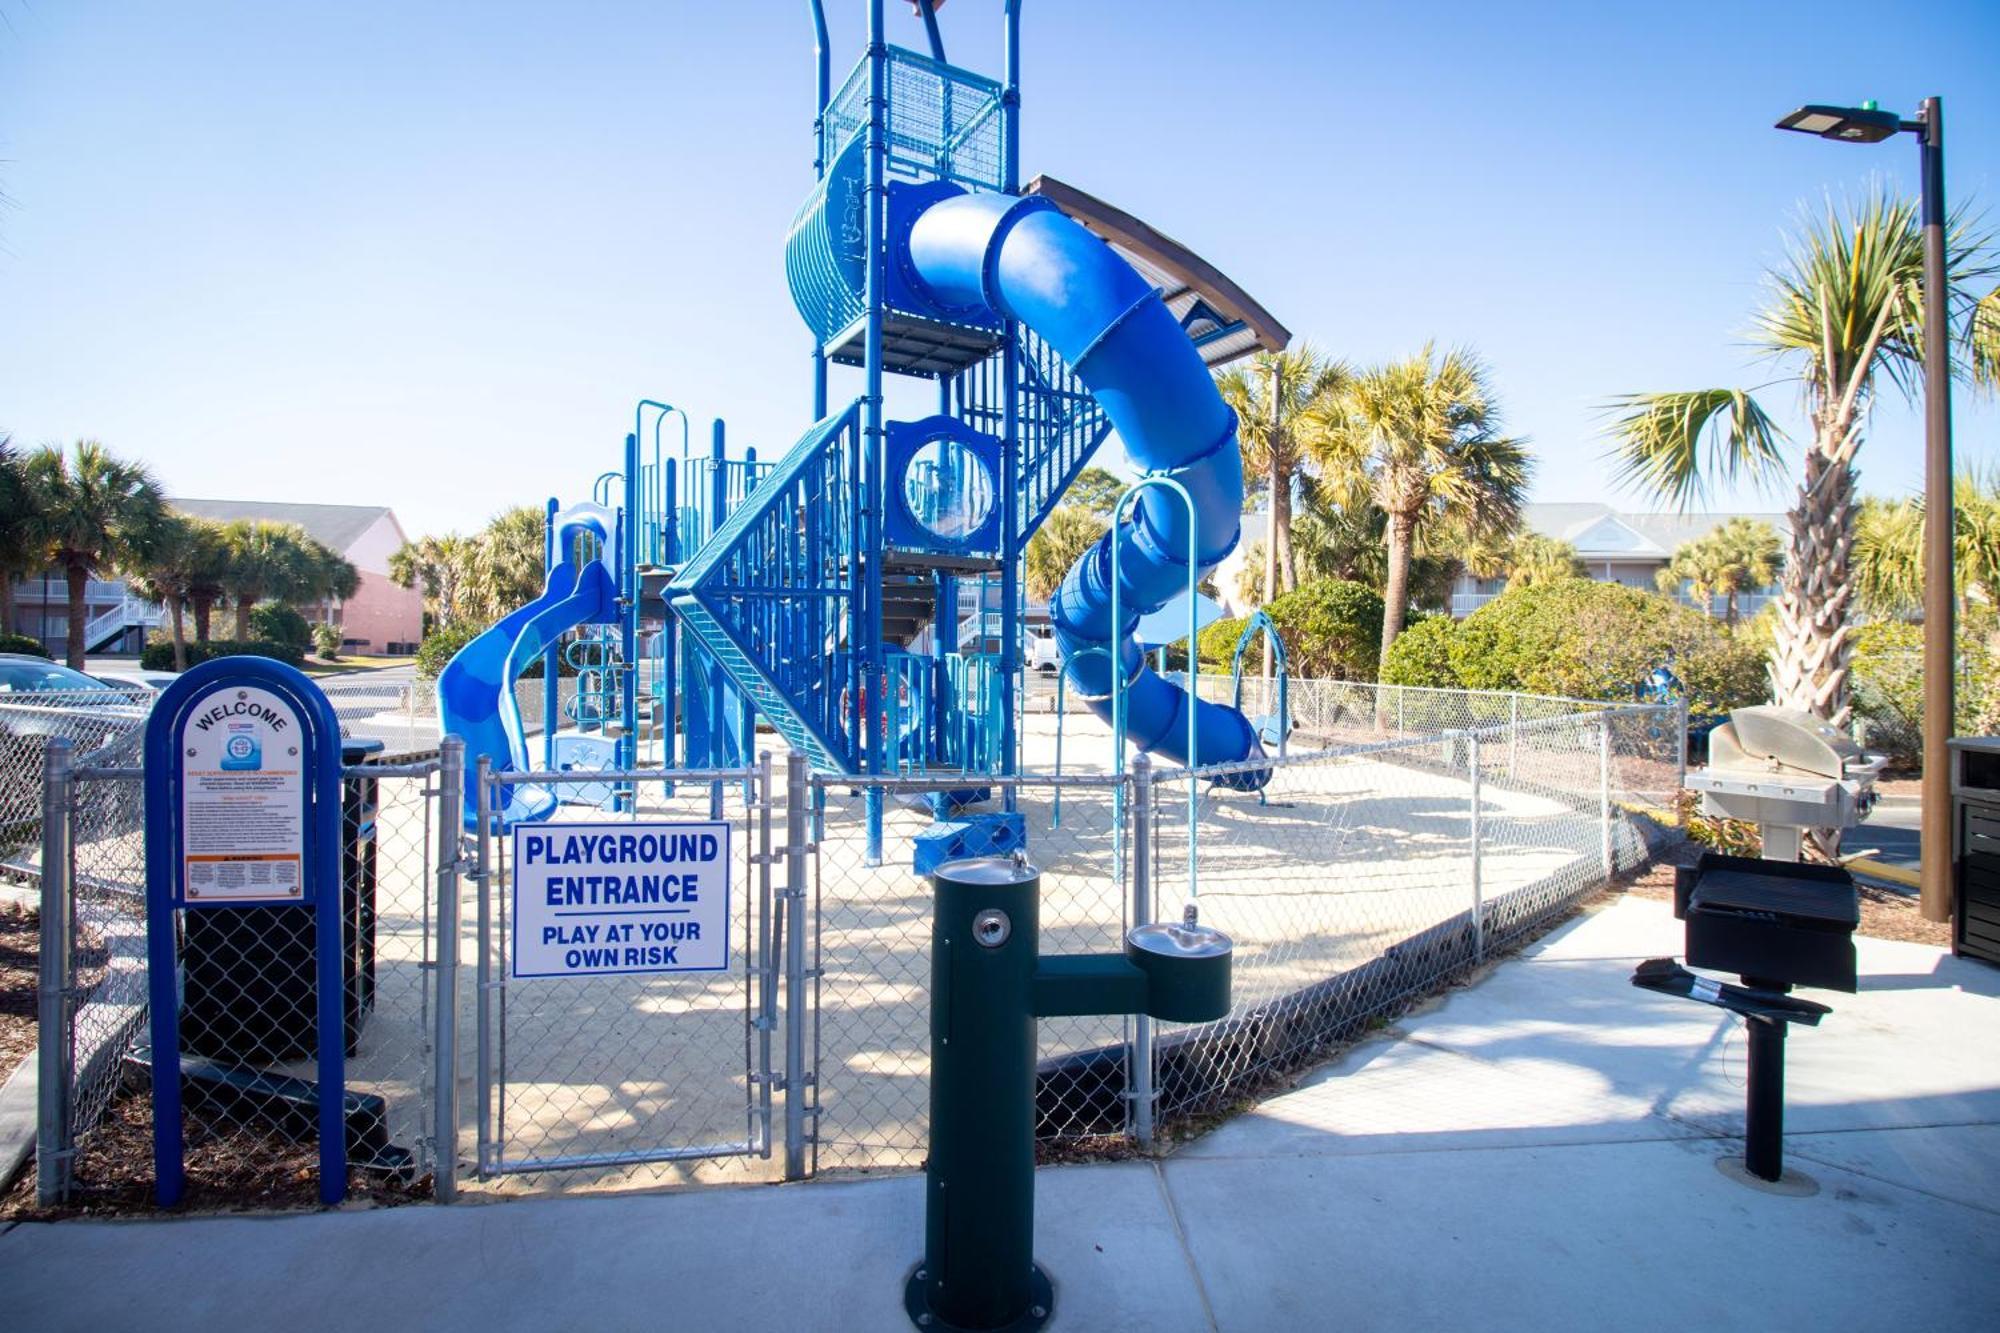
[471,768,773,1194]
[823,46,1009,191]
[1145,709,1662,1126]
[28,756,442,1210]
[809,775,1129,1173]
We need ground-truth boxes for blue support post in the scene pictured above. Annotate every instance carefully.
[542,497,559,772]
[998,0,1023,806]
[662,461,678,775]
[620,431,640,807]
[808,0,830,421]
[863,0,887,864]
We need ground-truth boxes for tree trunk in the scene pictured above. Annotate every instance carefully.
[193,595,213,642]
[64,562,89,668]
[236,595,258,641]
[1375,511,1416,731]
[1724,590,1739,629]
[1380,511,1416,661]
[0,574,14,639]
[169,600,188,671]
[1769,442,1856,723]
[1272,469,1297,594]
[1769,429,1857,861]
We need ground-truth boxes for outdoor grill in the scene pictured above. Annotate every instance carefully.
[1684,705,1886,860]
[1637,851,1860,1185]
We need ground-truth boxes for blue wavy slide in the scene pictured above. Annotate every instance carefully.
[437,505,621,827]
[904,192,1269,787]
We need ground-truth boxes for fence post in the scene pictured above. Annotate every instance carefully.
[1600,715,1615,879]
[756,750,775,1159]
[432,737,464,1202]
[473,753,493,1178]
[1674,695,1689,791]
[783,752,810,1181]
[1130,754,1155,1149]
[1467,733,1483,965]
[1508,694,1519,781]
[36,737,74,1207]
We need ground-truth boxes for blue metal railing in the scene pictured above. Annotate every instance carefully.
[669,401,864,773]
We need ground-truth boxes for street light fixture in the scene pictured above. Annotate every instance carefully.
[1775,97,1954,925]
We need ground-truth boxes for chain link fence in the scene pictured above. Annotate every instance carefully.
[809,773,1131,1172]
[466,761,778,1194]
[12,680,1677,1210]
[27,742,447,1210]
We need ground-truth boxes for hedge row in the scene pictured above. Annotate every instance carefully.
[140,638,306,671]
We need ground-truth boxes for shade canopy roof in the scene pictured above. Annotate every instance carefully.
[1024,175,1291,368]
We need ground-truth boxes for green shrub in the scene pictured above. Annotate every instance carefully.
[1445,580,1766,714]
[311,623,344,659]
[1381,616,1462,688]
[416,622,485,679]
[0,633,51,659]
[1196,615,1247,667]
[140,638,306,671]
[248,603,312,649]
[1849,617,1995,767]
[1262,579,1385,680]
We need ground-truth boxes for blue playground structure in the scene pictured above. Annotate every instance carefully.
[438,1,1292,857]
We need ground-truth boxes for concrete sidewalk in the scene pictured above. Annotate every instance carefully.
[4,895,1995,1331]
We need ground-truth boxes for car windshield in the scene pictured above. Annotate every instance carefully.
[0,660,116,693]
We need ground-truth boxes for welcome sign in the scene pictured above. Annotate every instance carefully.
[510,821,732,979]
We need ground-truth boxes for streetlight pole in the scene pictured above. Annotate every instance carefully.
[1775,97,1954,924]
[1917,97,1953,925]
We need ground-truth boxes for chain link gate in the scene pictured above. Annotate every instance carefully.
[469,755,799,1184]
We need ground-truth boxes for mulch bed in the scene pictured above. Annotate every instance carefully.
[0,904,40,1079]
[0,1075,433,1219]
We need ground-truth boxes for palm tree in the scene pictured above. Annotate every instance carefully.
[184,519,233,642]
[222,520,314,640]
[1501,533,1587,590]
[1025,506,1105,602]
[1216,344,1350,602]
[22,441,166,666]
[1311,344,1530,667]
[299,539,360,623]
[0,437,39,638]
[468,506,548,621]
[124,513,205,670]
[1854,473,2000,617]
[1654,518,1782,626]
[1606,190,1999,723]
[389,533,478,631]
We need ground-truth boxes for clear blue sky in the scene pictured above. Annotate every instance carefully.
[4,1,1998,540]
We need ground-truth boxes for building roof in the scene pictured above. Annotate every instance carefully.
[1024,175,1291,367]
[1521,503,1789,562]
[169,498,400,556]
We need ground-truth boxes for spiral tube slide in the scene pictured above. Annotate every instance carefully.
[904,192,1268,785]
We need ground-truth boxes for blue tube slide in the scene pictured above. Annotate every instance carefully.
[903,192,1268,786]
[437,505,622,827]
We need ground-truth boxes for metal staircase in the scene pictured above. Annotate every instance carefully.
[668,401,863,773]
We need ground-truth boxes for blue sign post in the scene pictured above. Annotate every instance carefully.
[143,657,347,1206]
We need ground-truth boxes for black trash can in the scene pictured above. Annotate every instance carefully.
[180,738,384,1064]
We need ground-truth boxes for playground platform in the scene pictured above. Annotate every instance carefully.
[5,893,1992,1331]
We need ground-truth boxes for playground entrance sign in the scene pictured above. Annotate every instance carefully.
[177,685,306,904]
[511,820,731,979]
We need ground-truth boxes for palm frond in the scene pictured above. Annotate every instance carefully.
[1600,389,1786,508]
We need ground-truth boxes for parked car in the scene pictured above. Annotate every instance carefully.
[89,667,180,702]
[1026,627,1060,673]
[0,655,148,855]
